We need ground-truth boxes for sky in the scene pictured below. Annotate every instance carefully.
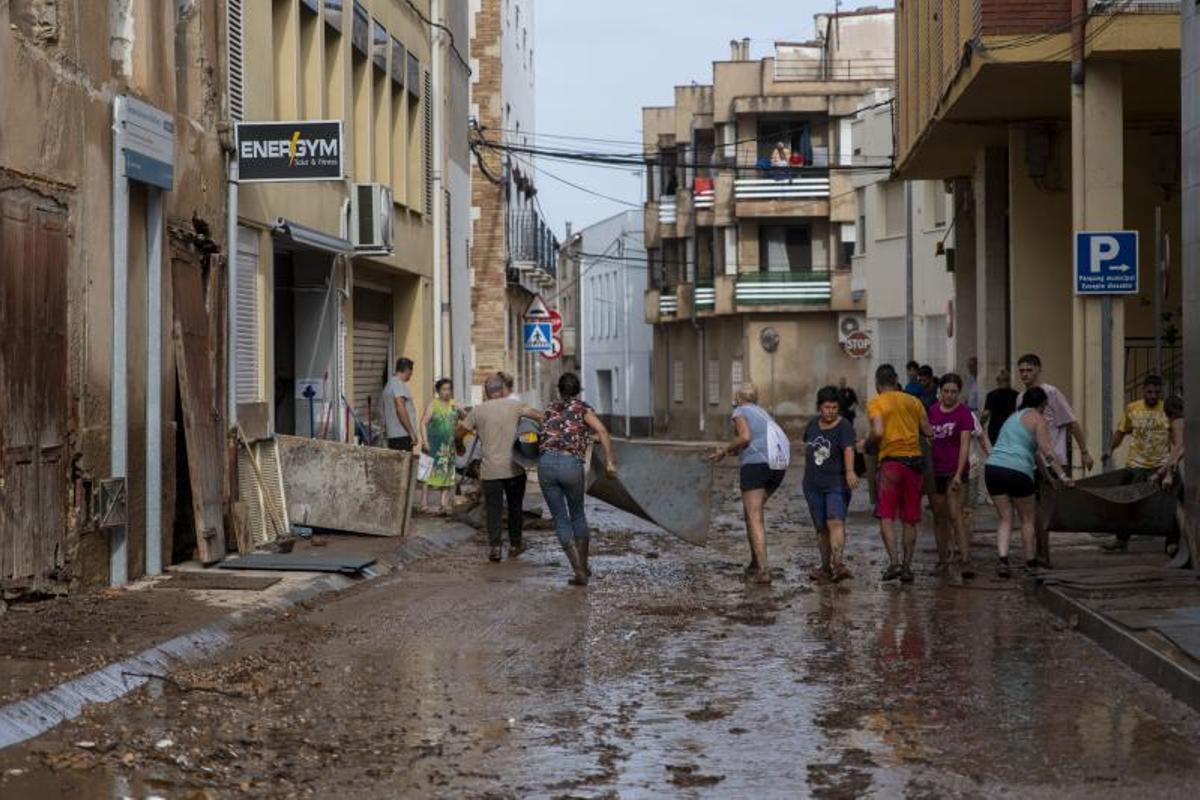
[534,0,832,237]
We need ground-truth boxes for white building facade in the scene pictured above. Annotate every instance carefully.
[850,90,957,383]
[580,211,653,437]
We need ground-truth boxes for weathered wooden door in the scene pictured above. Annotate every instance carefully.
[0,188,69,590]
[172,257,227,564]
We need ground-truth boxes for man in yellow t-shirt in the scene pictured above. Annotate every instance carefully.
[867,364,933,583]
[1101,375,1170,552]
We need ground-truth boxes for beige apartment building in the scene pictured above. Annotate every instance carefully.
[232,0,440,444]
[642,8,894,438]
[895,0,1182,463]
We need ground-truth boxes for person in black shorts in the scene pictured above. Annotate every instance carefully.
[708,384,787,585]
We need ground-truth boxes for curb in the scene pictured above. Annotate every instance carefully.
[1036,582,1200,714]
[0,521,478,751]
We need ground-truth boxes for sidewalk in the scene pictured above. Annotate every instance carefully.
[0,517,478,749]
[1032,532,1200,713]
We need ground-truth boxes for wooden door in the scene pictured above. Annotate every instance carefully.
[172,258,227,564]
[0,188,69,590]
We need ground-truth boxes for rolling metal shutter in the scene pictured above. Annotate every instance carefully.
[352,286,392,438]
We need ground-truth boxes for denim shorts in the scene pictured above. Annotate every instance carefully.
[803,484,851,530]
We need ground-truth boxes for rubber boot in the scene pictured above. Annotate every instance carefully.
[562,541,588,586]
[578,536,592,577]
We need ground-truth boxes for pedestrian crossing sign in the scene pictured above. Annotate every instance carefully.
[523,322,553,353]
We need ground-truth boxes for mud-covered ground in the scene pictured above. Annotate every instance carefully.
[4,466,1200,798]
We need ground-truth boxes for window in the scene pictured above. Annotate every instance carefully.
[924,315,948,374]
[759,225,812,273]
[756,119,813,165]
[856,188,868,254]
[672,360,684,404]
[707,360,721,406]
[731,359,744,396]
[883,182,905,238]
[928,182,948,228]
[876,317,906,371]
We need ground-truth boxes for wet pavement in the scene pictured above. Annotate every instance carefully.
[4,467,1200,798]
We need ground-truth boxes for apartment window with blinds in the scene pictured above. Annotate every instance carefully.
[929,182,948,228]
[672,360,684,404]
[731,358,744,397]
[875,317,907,371]
[924,315,948,374]
[883,183,905,238]
[707,360,721,406]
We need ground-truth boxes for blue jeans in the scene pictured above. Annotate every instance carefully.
[539,451,588,546]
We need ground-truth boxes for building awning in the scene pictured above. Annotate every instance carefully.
[271,218,353,255]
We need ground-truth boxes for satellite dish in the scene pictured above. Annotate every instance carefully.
[760,327,780,354]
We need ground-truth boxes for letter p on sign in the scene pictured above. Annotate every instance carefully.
[1089,235,1120,273]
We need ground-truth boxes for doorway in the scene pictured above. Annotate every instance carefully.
[273,248,339,437]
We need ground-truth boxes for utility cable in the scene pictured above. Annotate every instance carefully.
[403,0,471,75]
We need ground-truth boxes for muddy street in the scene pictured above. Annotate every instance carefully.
[5,469,1200,799]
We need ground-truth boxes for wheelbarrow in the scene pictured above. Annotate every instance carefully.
[1035,468,1186,567]
[587,440,716,546]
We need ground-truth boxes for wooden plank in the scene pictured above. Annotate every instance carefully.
[172,259,227,565]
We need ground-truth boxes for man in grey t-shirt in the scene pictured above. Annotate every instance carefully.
[381,357,419,451]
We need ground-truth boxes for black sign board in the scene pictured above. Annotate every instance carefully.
[236,121,344,183]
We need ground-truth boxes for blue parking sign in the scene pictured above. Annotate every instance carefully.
[1075,230,1138,295]
[523,322,553,353]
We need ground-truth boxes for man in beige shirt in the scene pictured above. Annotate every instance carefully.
[460,374,543,562]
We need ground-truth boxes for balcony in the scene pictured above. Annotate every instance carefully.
[508,210,558,285]
[734,172,831,201]
[735,272,832,306]
[659,195,678,225]
[694,284,715,311]
[693,178,715,211]
[773,57,896,83]
[659,293,678,315]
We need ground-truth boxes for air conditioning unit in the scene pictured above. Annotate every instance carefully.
[837,312,867,346]
[351,183,394,253]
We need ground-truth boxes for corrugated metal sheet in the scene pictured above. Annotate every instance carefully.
[0,188,68,591]
[352,287,391,437]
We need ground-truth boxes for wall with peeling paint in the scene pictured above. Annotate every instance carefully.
[1,1,228,591]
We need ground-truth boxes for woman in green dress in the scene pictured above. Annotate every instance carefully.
[420,379,462,513]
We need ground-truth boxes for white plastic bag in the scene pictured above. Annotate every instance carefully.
[417,453,434,482]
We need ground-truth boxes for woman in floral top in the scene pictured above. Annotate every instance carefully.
[539,372,618,586]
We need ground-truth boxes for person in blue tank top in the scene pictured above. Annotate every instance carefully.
[983,387,1073,578]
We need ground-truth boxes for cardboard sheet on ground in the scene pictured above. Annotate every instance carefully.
[586,440,715,545]
[1038,469,1178,539]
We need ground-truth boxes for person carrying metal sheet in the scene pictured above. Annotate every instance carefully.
[458,375,543,563]
[1101,375,1171,553]
[538,372,618,587]
[708,384,789,586]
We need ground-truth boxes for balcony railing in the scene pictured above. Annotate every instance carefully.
[693,178,715,210]
[659,196,678,224]
[773,57,896,82]
[734,172,831,201]
[508,210,558,279]
[659,293,678,315]
[1089,0,1178,12]
[735,272,832,305]
[694,284,715,310]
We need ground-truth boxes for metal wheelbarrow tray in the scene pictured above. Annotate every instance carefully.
[1036,468,1180,564]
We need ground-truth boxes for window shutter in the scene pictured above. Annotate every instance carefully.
[235,227,259,402]
[226,0,245,122]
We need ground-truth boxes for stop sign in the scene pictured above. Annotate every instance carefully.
[843,330,871,359]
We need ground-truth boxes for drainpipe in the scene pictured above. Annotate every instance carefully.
[431,0,445,379]
[226,155,239,429]
[1070,0,1086,462]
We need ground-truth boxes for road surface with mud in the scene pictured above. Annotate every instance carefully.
[4,469,1200,798]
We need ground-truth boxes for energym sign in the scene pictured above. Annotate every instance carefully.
[236,121,344,182]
